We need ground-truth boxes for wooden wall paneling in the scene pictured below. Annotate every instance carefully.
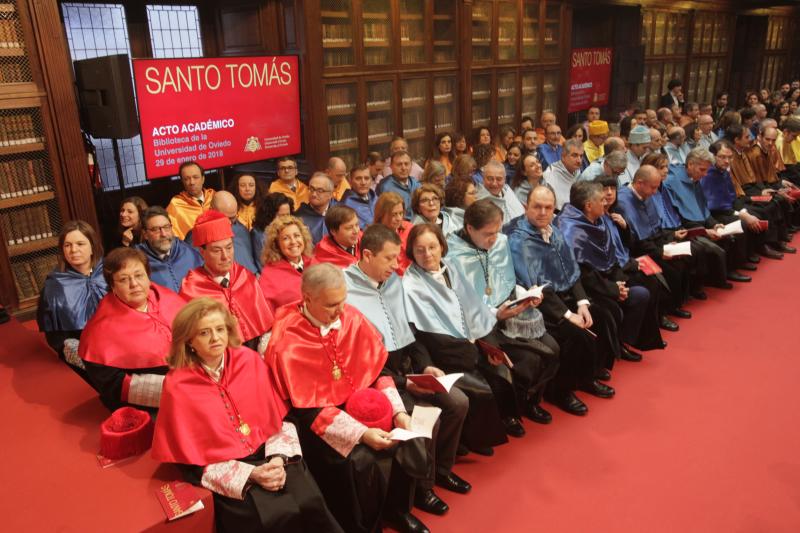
[28,0,98,229]
[556,2,569,123]
[281,0,299,53]
[260,1,283,52]
[124,2,151,58]
[197,1,220,57]
[460,0,473,132]
[217,2,266,55]
[297,0,327,167]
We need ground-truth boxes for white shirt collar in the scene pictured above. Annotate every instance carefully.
[201,355,224,383]
[429,264,448,286]
[211,271,231,286]
[302,304,342,337]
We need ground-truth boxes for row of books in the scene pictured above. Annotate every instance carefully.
[0,19,21,49]
[323,49,355,68]
[0,63,29,84]
[11,253,57,300]
[0,113,43,146]
[321,23,353,43]
[0,158,51,198]
[1,205,54,245]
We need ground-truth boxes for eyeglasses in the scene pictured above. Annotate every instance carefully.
[309,186,332,195]
[147,223,172,233]
[278,166,297,172]
[419,197,440,205]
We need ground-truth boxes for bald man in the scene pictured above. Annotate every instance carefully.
[184,190,260,274]
[326,157,351,201]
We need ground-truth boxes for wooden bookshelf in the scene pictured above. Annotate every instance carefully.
[0,0,97,314]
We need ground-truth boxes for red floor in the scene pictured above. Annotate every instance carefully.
[4,246,800,532]
[417,245,800,532]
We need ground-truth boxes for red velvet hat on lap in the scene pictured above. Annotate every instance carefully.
[192,210,233,247]
[100,407,154,460]
[345,388,393,432]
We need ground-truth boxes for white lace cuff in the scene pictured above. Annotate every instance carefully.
[127,373,165,408]
[201,460,255,500]
[63,338,85,369]
[311,406,368,457]
[264,421,302,459]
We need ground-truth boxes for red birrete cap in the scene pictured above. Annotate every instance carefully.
[193,210,233,247]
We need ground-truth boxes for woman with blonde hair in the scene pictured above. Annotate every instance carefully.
[258,215,316,313]
[374,191,414,274]
[152,297,342,533]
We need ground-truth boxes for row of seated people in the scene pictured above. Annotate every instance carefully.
[35,115,800,532]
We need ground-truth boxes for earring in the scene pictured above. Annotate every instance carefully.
[188,344,196,354]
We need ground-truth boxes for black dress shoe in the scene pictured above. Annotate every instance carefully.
[692,290,708,300]
[659,316,679,331]
[503,416,525,438]
[668,308,692,319]
[748,254,761,263]
[0,306,9,325]
[719,281,734,289]
[596,368,612,381]
[727,271,751,283]
[385,511,430,533]
[468,446,494,456]
[414,489,449,516]
[760,245,784,260]
[579,380,615,399]
[550,392,588,416]
[524,403,553,424]
[779,243,797,254]
[740,262,758,271]
[435,472,472,494]
[620,346,643,362]
[661,340,668,349]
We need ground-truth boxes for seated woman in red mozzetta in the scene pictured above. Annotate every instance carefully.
[258,215,316,314]
[152,298,342,533]
[79,247,186,412]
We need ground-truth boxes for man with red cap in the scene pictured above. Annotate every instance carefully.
[180,210,274,352]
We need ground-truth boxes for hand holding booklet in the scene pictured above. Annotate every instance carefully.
[389,405,441,441]
[508,283,548,308]
[684,227,707,239]
[663,241,692,258]
[407,372,464,394]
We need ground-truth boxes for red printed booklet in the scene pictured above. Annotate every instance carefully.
[155,481,205,521]
[635,255,663,276]
[476,339,514,368]
[750,195,772,202]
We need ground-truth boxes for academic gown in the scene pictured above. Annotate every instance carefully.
[167,189,215,240]
[152,346,342,533]
[266,305,424,533]
[296,203,329,246]
[446,230,560,405]
[313,235,361,269]
[37,264,108,383]
[730,149,791,243]
[258,256,315,314]
[402,260,511,448]
[664,164,747,271]
[79,283,185,411]
[180,263,274,344]
[136,239,203,293]
[504,215,614,389]
[557,205,664,351]
[339,190,378,229]
[344,264,469,489]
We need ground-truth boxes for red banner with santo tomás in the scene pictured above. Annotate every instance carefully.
[132,56,301,179]
[568,47,613,113]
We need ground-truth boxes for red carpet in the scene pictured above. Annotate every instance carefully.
[3,251,800,532]
[417,248,800,533]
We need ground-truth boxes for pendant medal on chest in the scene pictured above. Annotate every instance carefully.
[485,286,492,295]
[332,364,342,381]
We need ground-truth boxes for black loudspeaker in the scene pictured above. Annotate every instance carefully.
[613,45,645,84]
[74,54,139,139]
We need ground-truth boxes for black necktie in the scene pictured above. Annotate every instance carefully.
[220,278,229,288]
[346,247,355,256]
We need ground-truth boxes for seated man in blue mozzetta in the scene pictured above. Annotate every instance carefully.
[339,164,378,229]
[296,172,336,245]
[136,206,202,293]
[376,150,420,219]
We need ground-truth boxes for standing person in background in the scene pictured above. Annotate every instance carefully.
[659,79,684,109]
[167,160,215,240]
[269,156,309,211]
[366,151,386,190]
[376,151,421,219]
[228,173,263,230]
[452,131,469,157]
